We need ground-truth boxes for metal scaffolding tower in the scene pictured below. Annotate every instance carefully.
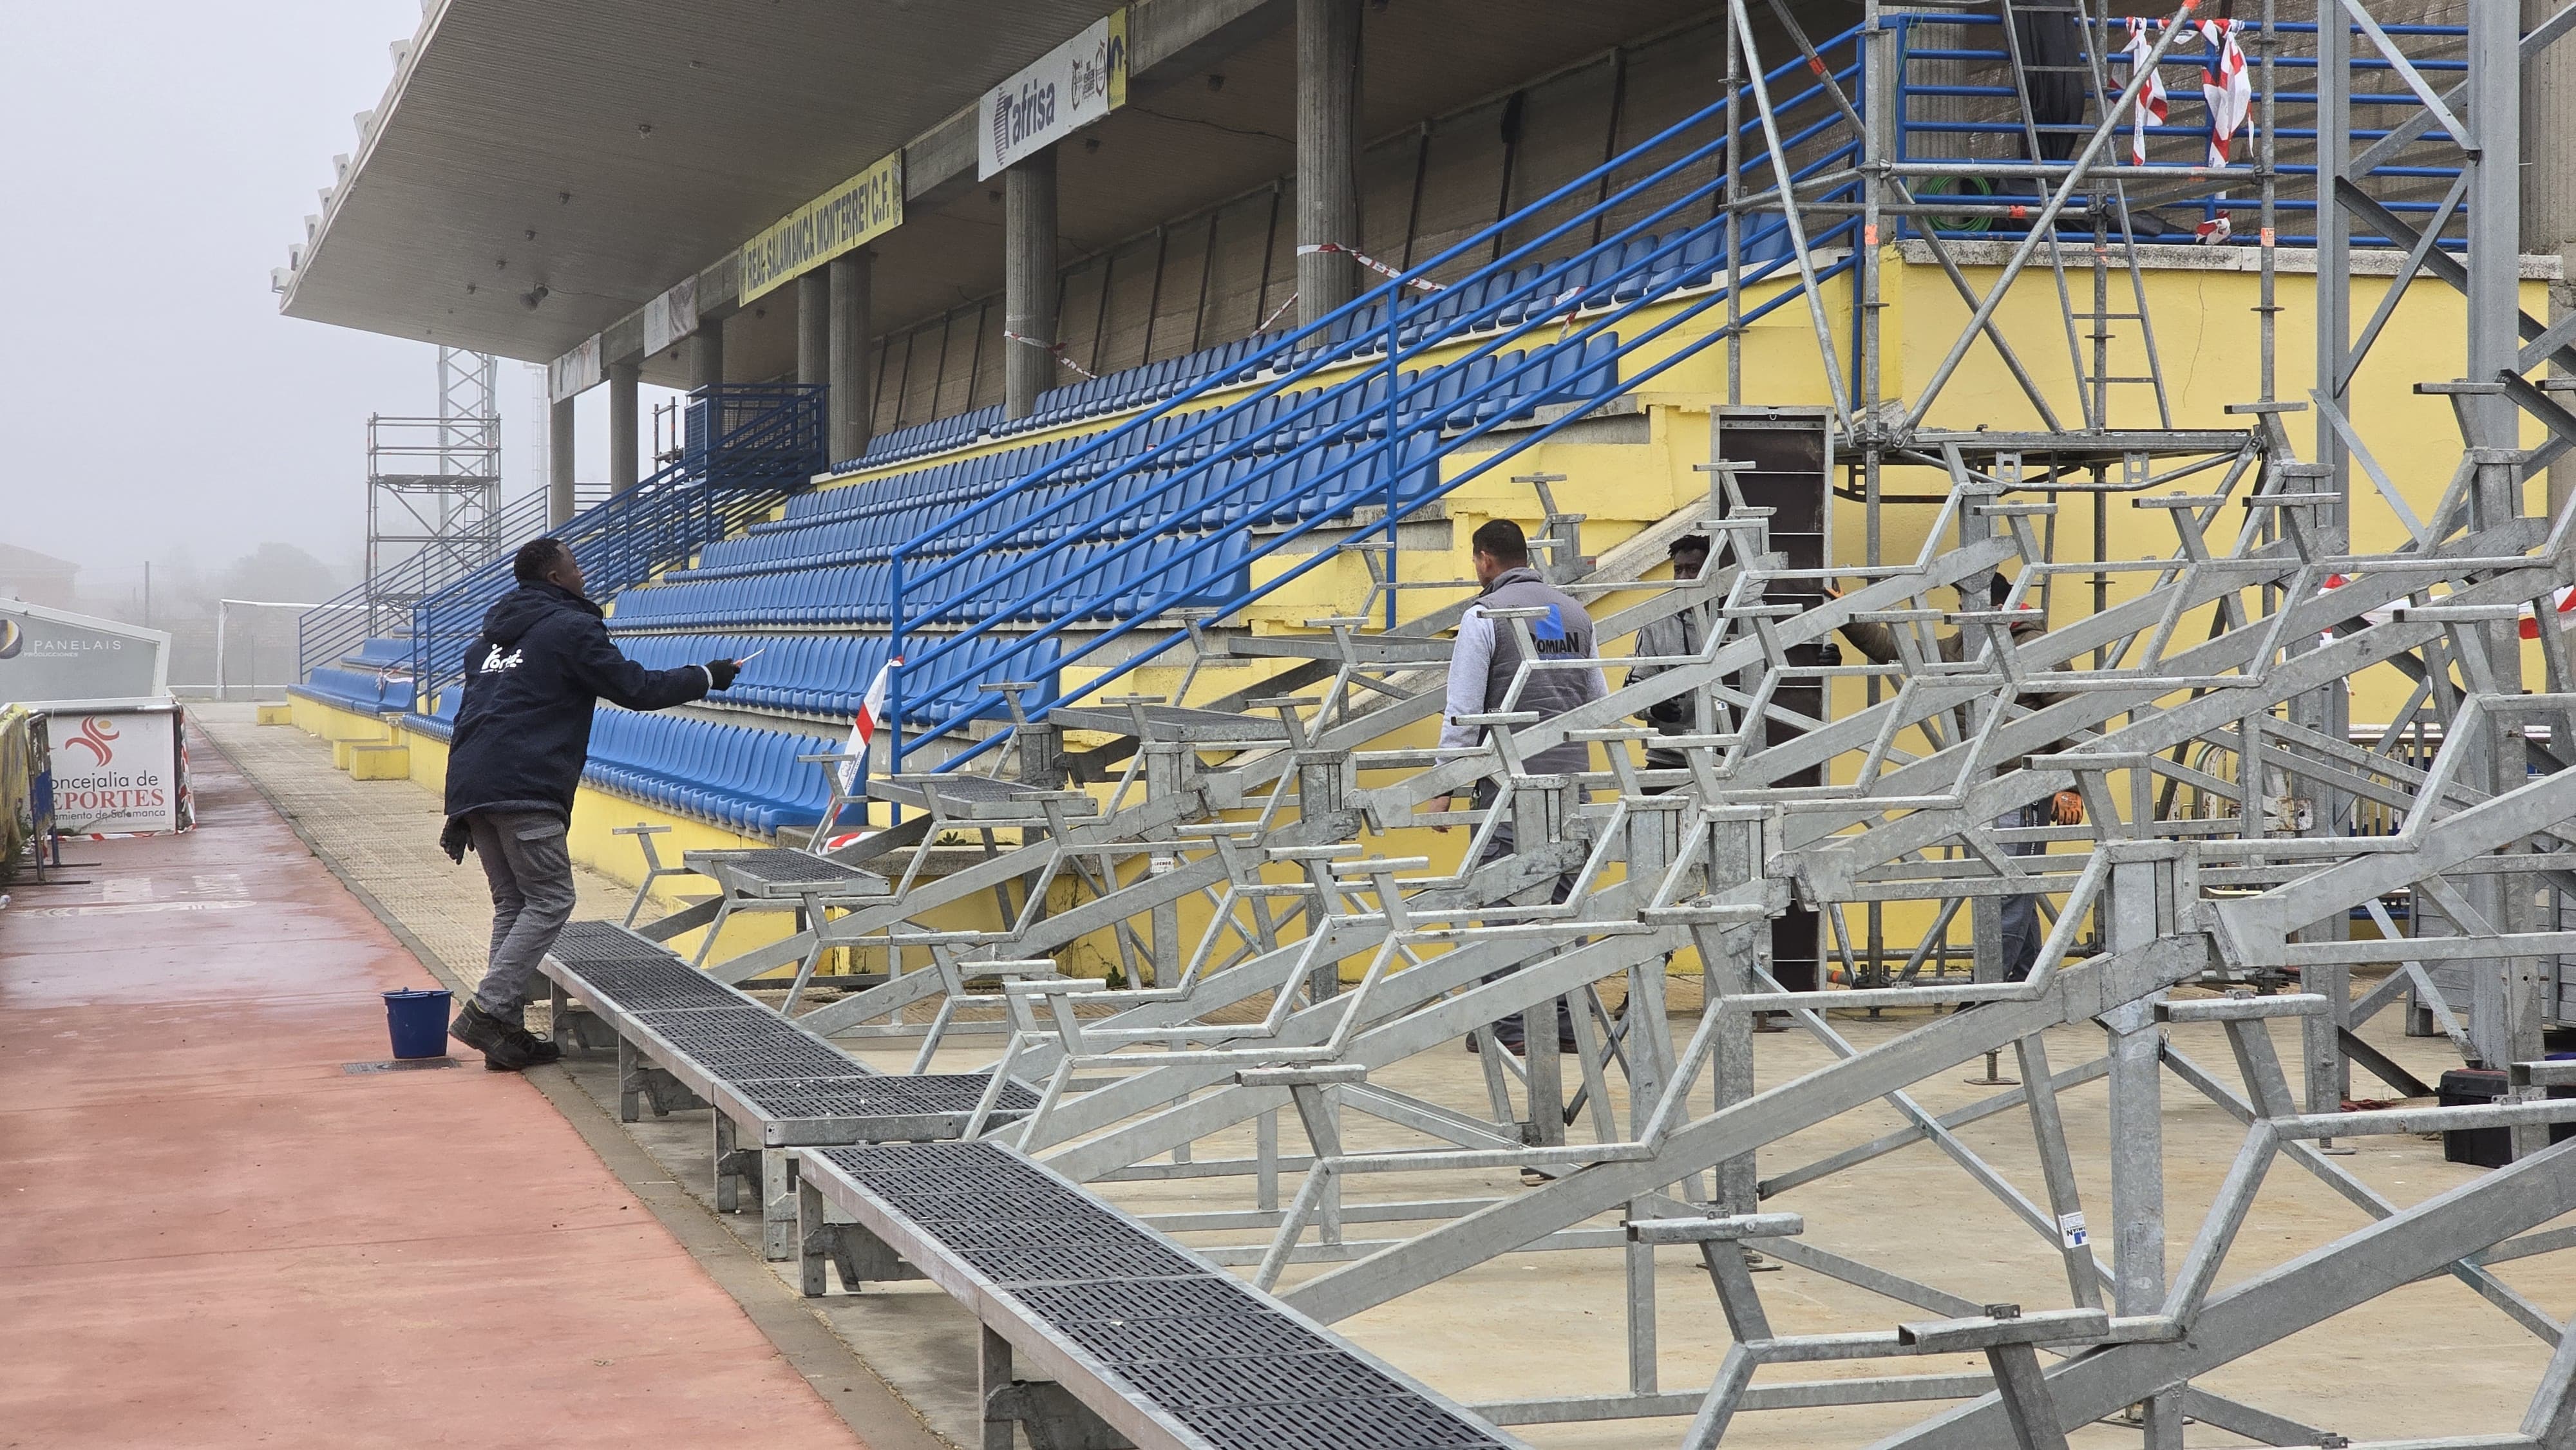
[364,347,501,637]
[594,5,2576,1446]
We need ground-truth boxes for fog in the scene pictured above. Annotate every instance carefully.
[0,3,658,629]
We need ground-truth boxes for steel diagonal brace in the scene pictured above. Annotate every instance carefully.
[1866,1135,2576,1450]
[1789,538,2562,898]
[1032,885,1694,1174]
[1376,536,2025,811]
[1280,935,2207,1324]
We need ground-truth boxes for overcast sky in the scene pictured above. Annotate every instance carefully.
[0,3,659,603]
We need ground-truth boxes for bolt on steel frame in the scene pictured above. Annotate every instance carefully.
[632,4,2576,1444]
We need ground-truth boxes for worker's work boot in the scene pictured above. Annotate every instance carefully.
[451,1001,558,1071]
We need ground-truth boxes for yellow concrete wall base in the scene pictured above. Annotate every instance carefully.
[348,744,412,780]
[255,704,292,726]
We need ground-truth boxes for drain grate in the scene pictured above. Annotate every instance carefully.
[1110,1353,1414,1411]
[1177,1398,1502,1450]
[960,1239,1204,1285]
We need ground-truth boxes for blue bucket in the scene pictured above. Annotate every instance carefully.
[384,988,453,1060]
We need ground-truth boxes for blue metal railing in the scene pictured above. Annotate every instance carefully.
[889,27,1874,773]
[408,384,824,698]
[1891,13,2470,248]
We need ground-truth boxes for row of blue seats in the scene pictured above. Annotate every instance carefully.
[825,219,1762,480]
[587,708,831,835]
[292,664,410,714]
[617,525,1257,630]
[688,429,1439,590]
[614,632,893,718]
[683,337,1609,583]
[344,636,410,670]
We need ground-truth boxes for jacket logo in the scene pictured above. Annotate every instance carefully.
[479,645,523,673]
[1532,604,1566,642]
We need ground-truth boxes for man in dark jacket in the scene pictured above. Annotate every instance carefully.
[442,538,740,1070]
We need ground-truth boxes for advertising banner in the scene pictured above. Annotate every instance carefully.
[739,151,905,304]
[642,275,699,357]
[0,599,167,707]
[547,334,603,403]
[978,9,1127,180]
[48,706,186,836]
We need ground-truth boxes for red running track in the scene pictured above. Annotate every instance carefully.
[0,730,859,1449]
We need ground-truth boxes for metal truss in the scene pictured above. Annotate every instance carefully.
[622,5,2576,1445]
[365,346,502,639]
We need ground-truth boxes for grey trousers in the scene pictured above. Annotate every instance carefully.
[1471,781,1578,1047]
[466,810,578,1021]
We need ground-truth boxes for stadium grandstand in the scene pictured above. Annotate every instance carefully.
[153,0,2576,1444]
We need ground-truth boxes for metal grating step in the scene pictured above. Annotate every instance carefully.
[960,1240,1206,1285]
[1176,1398,1504,1450]
[734,1074,1034,1118]
[554,920,679,961]
[819,1141,1023,1174]
[721,849,888,886]
[906,1217,1135,1252]
[1007,1275,1270,1324]
[858,1163,1071,1200]
[872,1185,1105,1222]
[592,981,741,1013]
[574,958,723,995]
[646,1008,820,1044]
[1056,1313,1340,1367]
[1111,1353,1414,1411]
[688,1039,868,1078]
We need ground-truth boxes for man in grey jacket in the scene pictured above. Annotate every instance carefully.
[1435,519,1609,1053]
[1625,534,1710,782]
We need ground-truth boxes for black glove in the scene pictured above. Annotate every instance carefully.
[705,658,741,691]
[439,816,472,865]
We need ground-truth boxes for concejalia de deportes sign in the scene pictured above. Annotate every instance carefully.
[978,9,1127,179]
[48,706,188,835]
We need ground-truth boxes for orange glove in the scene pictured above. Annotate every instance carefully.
[2052,789,2083,825]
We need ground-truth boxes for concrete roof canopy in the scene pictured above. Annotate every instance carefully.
[281,0,1736,384]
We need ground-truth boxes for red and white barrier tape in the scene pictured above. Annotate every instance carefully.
[1296,243,1446,293]
[1256,290,1301,334]
[1003,330,1099,380]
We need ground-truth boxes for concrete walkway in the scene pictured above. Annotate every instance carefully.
[0,726,862,1449]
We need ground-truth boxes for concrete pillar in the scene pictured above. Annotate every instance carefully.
[1295,0,1362,329]
[797,269,830,388]
[608,361,640,493]
[1005,149,1060,420]
[829,250,873,462]
[689,323,725,391]
[547,393,577,527]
